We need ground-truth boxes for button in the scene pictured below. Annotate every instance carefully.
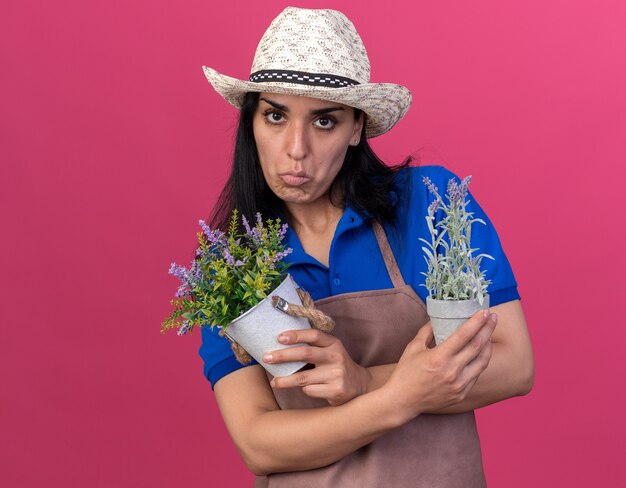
[333,278,341,285]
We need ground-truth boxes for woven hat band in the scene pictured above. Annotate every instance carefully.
[249,69,360,88]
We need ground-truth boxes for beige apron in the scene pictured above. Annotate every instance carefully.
[255,220,486,487]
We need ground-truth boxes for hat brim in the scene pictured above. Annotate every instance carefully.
[202,66,411,138]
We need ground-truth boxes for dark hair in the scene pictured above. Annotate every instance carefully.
[209,91,411,231]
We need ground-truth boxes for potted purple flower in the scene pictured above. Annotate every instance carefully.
[420,175,494,345]
[161,210,314,377]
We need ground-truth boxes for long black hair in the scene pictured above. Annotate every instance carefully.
[209,91,412,231]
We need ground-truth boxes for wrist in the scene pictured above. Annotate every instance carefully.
[377,382,422,428]
[360,365,374,395]
[360,386,408,430]
[365,364,396,393]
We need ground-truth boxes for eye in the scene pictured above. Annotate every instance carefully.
[264,110,285,124]
[314,117,336,130]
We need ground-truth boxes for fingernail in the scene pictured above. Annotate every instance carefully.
[483,309,489,318]
[263,354,273,363]
[278,334,289,344]
[270,379,276,388]
[489,313,498,324]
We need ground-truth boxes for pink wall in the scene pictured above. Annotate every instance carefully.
[2,0,625,486]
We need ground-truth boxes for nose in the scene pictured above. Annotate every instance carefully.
[285,122,309,162]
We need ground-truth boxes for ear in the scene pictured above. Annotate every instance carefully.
[350,111,365,146]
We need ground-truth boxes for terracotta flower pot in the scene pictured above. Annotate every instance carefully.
[426,295,490,345]
[222,274,311,377]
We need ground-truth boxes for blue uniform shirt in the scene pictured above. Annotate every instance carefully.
[199,165,520,388]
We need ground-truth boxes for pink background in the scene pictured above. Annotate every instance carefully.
[2,0,625,486]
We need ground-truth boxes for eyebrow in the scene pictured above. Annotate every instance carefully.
[260,97,345,116]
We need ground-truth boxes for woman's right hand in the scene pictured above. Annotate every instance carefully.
[385,309,497,421]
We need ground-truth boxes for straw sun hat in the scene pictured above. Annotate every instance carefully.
[202,6,412,138]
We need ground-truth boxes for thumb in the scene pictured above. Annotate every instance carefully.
[414,322,434,347]
[400,322,433,359]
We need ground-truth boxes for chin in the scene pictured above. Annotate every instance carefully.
[276,190,314,204]
[269,181,310,202]
[268,175,335,207]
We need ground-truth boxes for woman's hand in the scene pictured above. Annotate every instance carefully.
[263,329,372,406]
[385,309,498,422]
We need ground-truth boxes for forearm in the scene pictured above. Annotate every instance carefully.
[425,342,534,413]
[366,343,534,414]
[242,386,407,475]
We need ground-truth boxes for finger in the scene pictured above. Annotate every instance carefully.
[417,322,434,342]
[300,383,345,406]
[455,339,493,392]
[408,322,433,348]
[400,323,433,358]
[418,322,436,349]
[263,344,330,366]
[276,328,336,348]
[270,367,329,389]
[438,308,491,356]
[455,313,497,366]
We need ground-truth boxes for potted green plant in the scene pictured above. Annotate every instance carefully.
[161,210,322,377]
[420,174,494,345]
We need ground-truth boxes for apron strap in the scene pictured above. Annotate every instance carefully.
[371,219,406,289]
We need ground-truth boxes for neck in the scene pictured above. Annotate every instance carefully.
[283,195,344,236]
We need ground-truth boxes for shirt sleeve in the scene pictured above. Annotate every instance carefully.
[422,165,521,306]
[198,325,259,389]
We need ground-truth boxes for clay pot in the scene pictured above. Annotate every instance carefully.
[426,295,490,345]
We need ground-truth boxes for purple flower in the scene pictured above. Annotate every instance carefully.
[169,262,190,282]
[198,220,226,246]
[223,249,248,267]
[422,176,439,197]
[272,247,293,263]
[242,214,252,235]
[239,212,264,245]
[177,321,192,336]
[175,284,189,298]
[278,222,288,241]
[446,175,472,205]
[170,259,203,295]
[198,219,211,235]
[190,259,203,282]
[250,228,262,244]
[459,175,472,200]
[222,248,236,266]
[447,178,462,204]
[222,248,246,267]
[243,219,263,245]
[428,199,440,215]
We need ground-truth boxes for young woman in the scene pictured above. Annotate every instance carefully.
[199,7,534,487]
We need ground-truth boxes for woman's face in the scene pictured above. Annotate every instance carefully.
[252,92,364,208]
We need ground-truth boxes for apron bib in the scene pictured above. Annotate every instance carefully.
[255,220,486,487]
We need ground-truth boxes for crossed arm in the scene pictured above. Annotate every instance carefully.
[366,299,534,413]
[213,299,533,475]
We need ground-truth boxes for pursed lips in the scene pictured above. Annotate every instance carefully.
[279,170,311,186]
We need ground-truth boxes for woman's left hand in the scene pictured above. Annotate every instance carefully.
[263,329,372,406]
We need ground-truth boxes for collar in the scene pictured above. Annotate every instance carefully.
[283,203,369,268]
[281,189,398,268]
